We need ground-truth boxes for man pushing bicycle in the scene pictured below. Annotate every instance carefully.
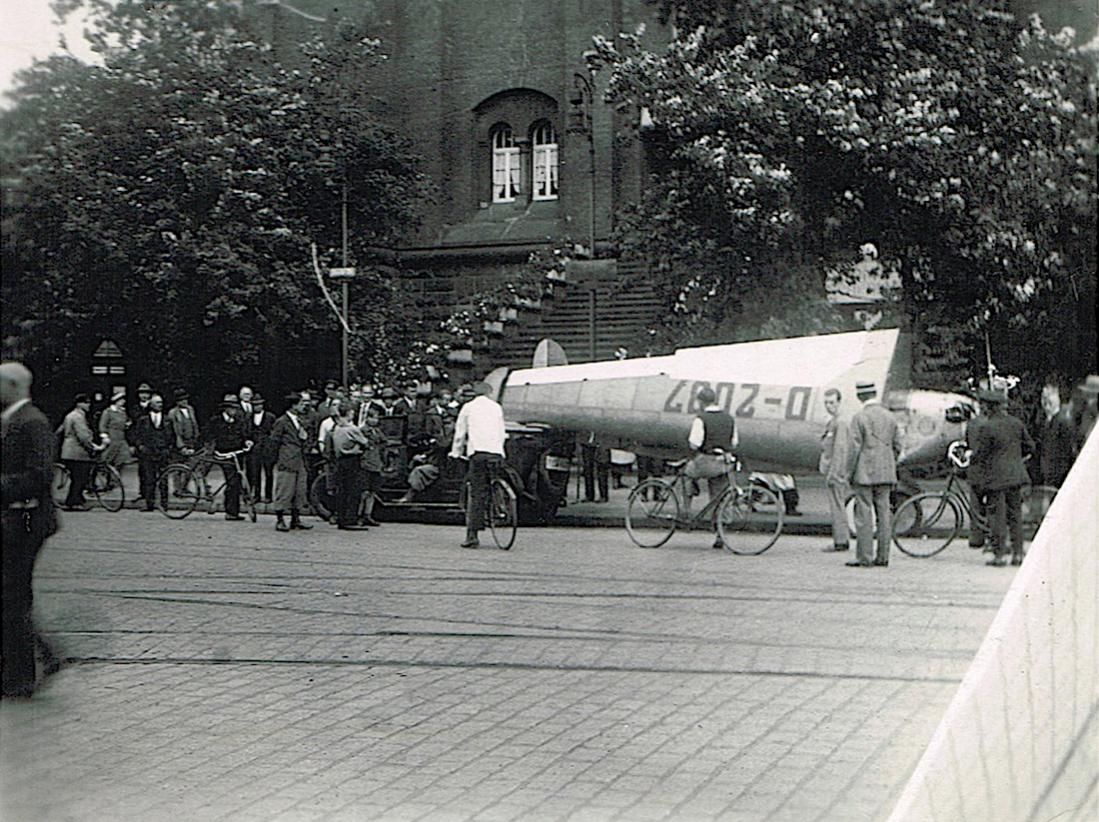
[684,385,739,549]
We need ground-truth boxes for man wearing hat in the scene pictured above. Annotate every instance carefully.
[167,388,200,472]
[2,362,60,698]
[245,393,276,503]
[1076,374,1099,451]
[60,392,103,511]
[204,394,252,521]
[268,392,315,532]
[127,382,155,502]
[131,394,173,512]
[970,386,1035,566]
[846,380,903,568]
[98,390,131,469]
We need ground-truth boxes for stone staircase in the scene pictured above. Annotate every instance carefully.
[431,258,663,377]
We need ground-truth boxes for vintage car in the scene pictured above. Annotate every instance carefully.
[310,412,573,525]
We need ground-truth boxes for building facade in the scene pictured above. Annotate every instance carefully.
[252,0,669,369]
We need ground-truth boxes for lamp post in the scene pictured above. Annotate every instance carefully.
[569,69,598,361]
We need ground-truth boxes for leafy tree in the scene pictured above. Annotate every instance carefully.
[1,0,430,405]
[592,0,1097,383]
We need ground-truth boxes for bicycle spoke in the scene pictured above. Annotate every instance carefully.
[625,480,679,548]
[718,487,783,555]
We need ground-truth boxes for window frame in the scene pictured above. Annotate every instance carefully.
[491,125,521,204]
[531,121,559,202]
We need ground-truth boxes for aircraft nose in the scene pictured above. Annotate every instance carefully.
[899,433,950,467]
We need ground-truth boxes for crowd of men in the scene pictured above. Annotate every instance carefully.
[815,374,1098,568]
[53,376,496,531]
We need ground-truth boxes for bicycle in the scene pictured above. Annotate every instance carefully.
[52,457,125,512]
[625,454,784,555]
[891,441,1056,557]
[458,459,517,550]
[155,446,257,521]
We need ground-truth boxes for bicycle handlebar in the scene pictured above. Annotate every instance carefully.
[947,440,971,469]
[212,443,253,461]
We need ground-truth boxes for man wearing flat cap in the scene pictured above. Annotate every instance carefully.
[60,392,103,511]
[246,394,276,504]
[204,394,251,521]
[2,362,60,698]
[970,387,1034,566]
[846,380,903,568]
[268,392,315,532]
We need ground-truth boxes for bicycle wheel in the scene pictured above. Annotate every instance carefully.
[52,463,71,506]
[893,492,961,557]
[717,486,783,555]
[90,464,125,512]
[488,479,517,550]
[157,465,200,519]
[309,474,335,521]
[625,479,679,548]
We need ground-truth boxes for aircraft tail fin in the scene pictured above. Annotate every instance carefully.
[533,338,568,368]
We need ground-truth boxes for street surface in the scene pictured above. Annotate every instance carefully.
[1,511,1015,821]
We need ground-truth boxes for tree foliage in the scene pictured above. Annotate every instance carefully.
[1,0,430,399]
[593,0,1097,381]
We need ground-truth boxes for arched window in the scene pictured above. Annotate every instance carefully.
[491,125,520,203]
[531,121,558,201]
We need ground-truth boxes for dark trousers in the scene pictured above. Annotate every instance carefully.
[466,452,502,532]
[62,460,92,508]
[968,485,988,547]
[988,485,1024,559]
[2,515,40,697]
[246,451,274,501]
[138,455,169,510]
[581,445,609,501]
[218,461,241,517]
[335,455,365,527]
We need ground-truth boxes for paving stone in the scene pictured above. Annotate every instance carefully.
[0,516,1013,821]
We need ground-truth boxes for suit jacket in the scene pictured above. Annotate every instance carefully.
[2,401,58,542]
[970,411,1034,492]
[131,412,174,460]
[819,413,851,484]
[247,410,276,456]
[848,401,902,486]
[204,413,249,455]
[268,413,310,472]
[60,408,97,461]
[167,405,201,450]
[1039,409,1076,486]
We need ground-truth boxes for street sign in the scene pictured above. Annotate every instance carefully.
[328,267,357,279]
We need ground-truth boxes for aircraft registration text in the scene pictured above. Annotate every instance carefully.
[663,380,813,421]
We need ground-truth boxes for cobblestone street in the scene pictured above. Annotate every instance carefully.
[1,512,1014,821]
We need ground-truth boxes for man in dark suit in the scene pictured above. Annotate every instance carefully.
[131,393,174,512]
[2,362,59,699]
[204,394,252,521]
[970,387,1035,566]
[246,394,276,503]
[846,380,903,568]
[1038,382,1075,488]
[127,381,155,503]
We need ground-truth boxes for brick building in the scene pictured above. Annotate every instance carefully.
[252,0,669,370]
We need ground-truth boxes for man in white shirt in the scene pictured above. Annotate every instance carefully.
[685,386,738,548]
[449,381,507,548]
